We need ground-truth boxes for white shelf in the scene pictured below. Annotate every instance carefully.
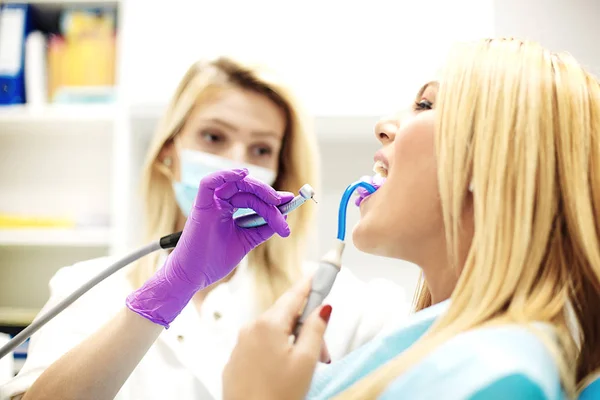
[0,228,111,247]
[0,104,117,125]
[0,307,39,326]
[4,0,118,4]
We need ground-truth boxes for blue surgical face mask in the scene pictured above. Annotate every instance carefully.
[173,149,277,217]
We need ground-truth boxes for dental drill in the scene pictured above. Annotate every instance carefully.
[293,180,377,338]
[235,184,316,228]
[0,184,316,360]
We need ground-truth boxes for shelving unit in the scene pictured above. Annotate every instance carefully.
[0,104,116,125]
[0,228,111,247]
[0,308,41,327]
[0,0,122,329]
[3,0,118,4]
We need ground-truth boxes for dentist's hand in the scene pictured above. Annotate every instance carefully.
[223,277,332,400]
[127,168,294,328]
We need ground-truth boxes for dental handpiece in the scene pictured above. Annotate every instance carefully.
[234,184,316,228]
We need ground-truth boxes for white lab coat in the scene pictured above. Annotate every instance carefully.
[0,253,409,400]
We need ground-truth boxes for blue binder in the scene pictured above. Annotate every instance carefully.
[0,3,31,105]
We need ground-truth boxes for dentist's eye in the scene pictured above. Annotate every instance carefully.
[250,144,273,158]
[413,99,433,111]
[200,129,226,144]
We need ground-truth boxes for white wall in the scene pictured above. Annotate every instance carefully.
[494,0,600,76]
[120,0,495,115]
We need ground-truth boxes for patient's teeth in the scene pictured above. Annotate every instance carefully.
[373,174,386,186]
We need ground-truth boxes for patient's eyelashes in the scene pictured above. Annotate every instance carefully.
[413,99,433,111]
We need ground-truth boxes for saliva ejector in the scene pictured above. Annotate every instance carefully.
[293,180,377,338]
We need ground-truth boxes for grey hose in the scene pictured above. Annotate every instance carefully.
[0,241,162,360]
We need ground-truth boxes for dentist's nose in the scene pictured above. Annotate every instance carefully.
[223,143,247,164]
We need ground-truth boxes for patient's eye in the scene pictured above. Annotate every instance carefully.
[413,99,433,111]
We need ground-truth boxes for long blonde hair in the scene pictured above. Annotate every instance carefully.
[336,38,600,399]
[130,57,319,310]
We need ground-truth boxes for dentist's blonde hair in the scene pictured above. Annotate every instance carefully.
[130,57,319,310]
[336,38,600,399]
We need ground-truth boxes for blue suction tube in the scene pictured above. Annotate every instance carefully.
[337,181,377,241]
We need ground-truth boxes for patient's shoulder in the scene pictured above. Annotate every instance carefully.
[454,325,560,381]
[380,324,565,400]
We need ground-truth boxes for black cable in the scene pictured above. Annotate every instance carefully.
[159,231,182,249]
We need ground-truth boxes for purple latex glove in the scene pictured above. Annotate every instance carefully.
[355,175,386,206]
[126,168,294,328]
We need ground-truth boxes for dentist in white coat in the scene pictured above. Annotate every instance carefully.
[2,57,408,400]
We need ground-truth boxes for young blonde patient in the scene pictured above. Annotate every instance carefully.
[20,38,600,400]
[222,38,600,399]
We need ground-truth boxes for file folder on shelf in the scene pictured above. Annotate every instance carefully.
[0,4,31,105]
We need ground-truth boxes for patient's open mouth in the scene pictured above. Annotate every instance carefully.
[373,160,388,179]
[354,170,386,207]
